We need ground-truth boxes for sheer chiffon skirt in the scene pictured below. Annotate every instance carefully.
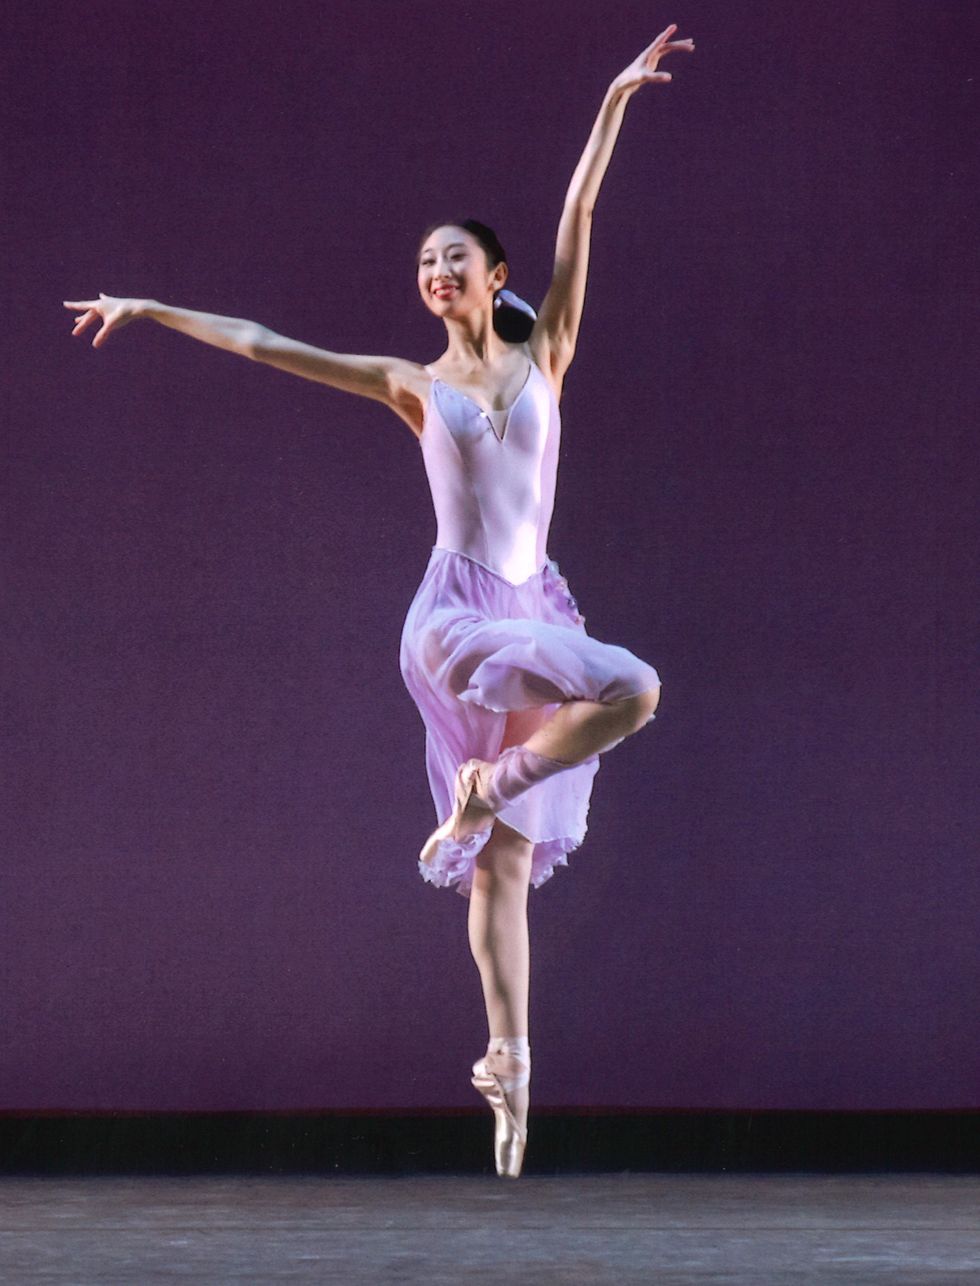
[399,546,661,898]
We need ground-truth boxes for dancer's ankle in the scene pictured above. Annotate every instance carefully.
[488,1035,530,1056]
[485,1035,531,1090]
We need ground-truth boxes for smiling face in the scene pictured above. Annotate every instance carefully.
[417,225,507,318]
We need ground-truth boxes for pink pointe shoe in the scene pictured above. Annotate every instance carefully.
[471,1050,530,1179]
[419,758,497,867]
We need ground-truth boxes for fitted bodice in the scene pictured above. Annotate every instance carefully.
[418,359,561,586]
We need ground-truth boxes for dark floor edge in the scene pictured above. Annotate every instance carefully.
[1,1111,977,1175]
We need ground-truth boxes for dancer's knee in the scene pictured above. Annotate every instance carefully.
[610,682,660,733]
[636,682,661,723]
[475,820,534,883]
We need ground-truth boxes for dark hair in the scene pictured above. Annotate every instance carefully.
[416,218,534,342]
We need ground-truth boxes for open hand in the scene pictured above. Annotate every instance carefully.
[62,293,143,348]
[612,24,694,95]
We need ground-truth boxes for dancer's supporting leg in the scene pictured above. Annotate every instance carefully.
[465,690,659,1142]
[466,706,546,1134]
[467,817,533,1133]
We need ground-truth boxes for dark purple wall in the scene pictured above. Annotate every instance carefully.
[3,1,976,1110]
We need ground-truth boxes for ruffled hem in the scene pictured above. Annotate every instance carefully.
[417,823,589,900]
[417,828,494,894]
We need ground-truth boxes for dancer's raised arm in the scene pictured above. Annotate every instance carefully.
[530,24,694,380]
[62,294,413,408]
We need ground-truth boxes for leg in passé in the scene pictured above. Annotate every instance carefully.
[474,685,661,812]
[524,684,661,763]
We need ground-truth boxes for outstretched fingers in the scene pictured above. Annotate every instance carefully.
[63,295,115,346]
[63,304,100,339]
[644,24,676,56]
[616,23,694,89]
[648,24,695,57]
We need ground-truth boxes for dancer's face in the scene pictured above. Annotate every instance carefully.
[417,227,504,318]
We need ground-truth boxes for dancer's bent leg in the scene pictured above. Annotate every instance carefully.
[467,817,533,1133]
[524,685,661,764]
[471,684,661,813]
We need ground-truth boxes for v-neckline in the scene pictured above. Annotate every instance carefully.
[429,360,535,443]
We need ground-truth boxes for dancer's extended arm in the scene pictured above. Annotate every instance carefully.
[62,294,411,406]
[530,24,693,379]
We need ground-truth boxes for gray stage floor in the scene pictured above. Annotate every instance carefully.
[1,1173,978,1283]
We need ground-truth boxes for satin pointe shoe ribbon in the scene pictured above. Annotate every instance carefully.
[471,1052,530,1180]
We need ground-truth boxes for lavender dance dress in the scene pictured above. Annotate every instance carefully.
[399,352,660,898]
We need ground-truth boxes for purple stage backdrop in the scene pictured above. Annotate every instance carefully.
[3,1,976,1112]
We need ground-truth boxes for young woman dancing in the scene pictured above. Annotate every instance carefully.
[64,24,694,1178]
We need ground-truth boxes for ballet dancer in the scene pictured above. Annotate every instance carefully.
[63,23,694,1178]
